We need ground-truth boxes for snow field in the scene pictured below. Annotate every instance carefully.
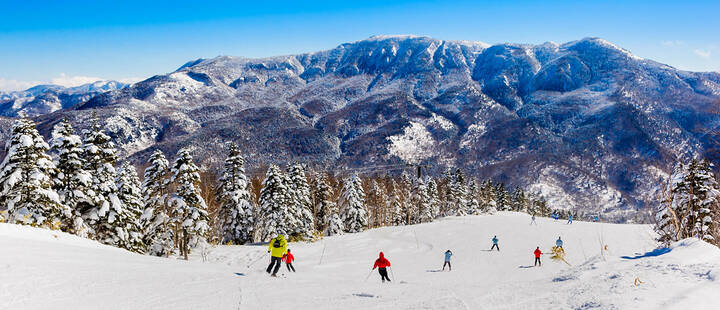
[2,212,719,309]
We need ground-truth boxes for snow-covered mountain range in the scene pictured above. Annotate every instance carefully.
[3,35,720,219]
[0,80,128,117]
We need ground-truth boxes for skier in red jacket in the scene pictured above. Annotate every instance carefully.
[282,249,296,272]
[372,252,392,282]
[534,247,543,266]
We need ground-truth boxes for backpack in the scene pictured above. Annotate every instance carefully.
[273,238,282,248]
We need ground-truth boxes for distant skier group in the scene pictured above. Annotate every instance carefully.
[261,215,574,281]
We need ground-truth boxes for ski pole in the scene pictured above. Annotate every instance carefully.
[389,266,396,282]
[319,242,327,265]
[364,268,374,282]
[246,252,267,268]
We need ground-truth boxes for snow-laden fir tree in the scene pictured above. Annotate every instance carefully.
[82,117,135,248]
[426,177,440,219]
[115,162,146,253]
[169,148,210,259]
[50,119,92,235]
[687,160,720,243]
[312,173,334,232]
[512,187,527,213]
[495,183,512,211]
[414,178,433,223]
[256,164,293,241]
[215,143,254,244]
[324,202,344,236]
[339,174,368,233]
[286,163,315,239]
[400,172,416,223]
[367,180,385,227]
[661,159,720,245]
[140,150,174,256]
[466,179,480,215]
[0,118,70,228]
[388,180,406,225]
[481,180,498,214]
[448,169,468,216]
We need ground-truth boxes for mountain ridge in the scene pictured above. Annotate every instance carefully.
[3,35,720,221]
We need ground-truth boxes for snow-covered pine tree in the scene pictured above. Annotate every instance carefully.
[82,117,133,249]
[495,183,512,211]
[465,179,480,215]
[415,178,434,222]
[426,177,440,219]
[339,174,368,233]
[50,119,92,235]
[115,162,146,253]
[449,169,468,216]
[388,180,406,225]
[324,202,344,236]
[0,118,70,228]
[400,172,416,223]
[256,164,293,241]
[512,186,527,213]
[481,180,498,214]
[169,148,210,259]
[312,173,334,232]
[366,180,385,228]
[286,163,315,240]
[691,160,720,243]
[140,150,173,256]
[215,143,254,244]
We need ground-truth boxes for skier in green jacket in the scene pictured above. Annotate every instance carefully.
[266,234,288,277]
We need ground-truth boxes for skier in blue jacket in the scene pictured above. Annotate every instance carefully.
[556,236,564,249]
[567,215,573,224]
[443,250,453,271]
[490,236,500,251]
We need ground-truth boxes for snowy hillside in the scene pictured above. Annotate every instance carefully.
[0,80,128,117]
[15,35,720,218]
[4,213,719,309]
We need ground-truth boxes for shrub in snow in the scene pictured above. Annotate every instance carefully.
[170,147,210,259]
[140,150,174,256]
[0,118,70,228]
[216,143,254,244]
[339,174,368,233]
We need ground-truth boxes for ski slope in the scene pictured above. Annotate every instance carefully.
[2,212,720,309]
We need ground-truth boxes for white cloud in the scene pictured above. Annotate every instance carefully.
[49,73,104,87]
[0,78,40,92]
[0,74,143,92]
[694,49,712,58]
[661,40,685,47]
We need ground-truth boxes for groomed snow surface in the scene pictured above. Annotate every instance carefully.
[2,212,719,309]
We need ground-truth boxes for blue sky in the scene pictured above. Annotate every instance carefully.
[1,0,718,91]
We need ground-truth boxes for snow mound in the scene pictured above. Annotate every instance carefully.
[0,223,240,310]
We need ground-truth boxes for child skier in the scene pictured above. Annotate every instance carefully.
[266,234,288,277]
[556,236,563,249]
[534,247,543,266]
[552,213,559,221]
[443,250,453,271]
[567,215,573,224]
[372,252,392,282]
[490,236,500,251]
[282,249,296,272]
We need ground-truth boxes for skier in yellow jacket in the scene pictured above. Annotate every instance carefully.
[266,234,288,277]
